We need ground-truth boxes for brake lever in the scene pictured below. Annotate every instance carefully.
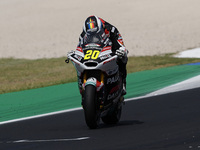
[65,58,69,63]
[65,50,75,63]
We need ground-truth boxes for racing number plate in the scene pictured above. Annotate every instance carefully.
[84,50,100,60]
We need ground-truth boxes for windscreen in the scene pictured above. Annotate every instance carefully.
[84,29,105,45]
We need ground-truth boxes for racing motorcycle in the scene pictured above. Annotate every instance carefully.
[65,29,124,129]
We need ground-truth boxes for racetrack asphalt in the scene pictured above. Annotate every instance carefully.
[0,87,200,150]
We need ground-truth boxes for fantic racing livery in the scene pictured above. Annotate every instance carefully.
[66,29,124,129]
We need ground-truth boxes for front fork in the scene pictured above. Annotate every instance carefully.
[81,72,105,109]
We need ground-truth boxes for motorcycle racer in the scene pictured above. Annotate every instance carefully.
[77,15,128,95]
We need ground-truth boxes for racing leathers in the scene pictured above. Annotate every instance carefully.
[78,16,128,95]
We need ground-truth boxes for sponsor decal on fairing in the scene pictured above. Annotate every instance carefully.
[100,54,111,60]
[108,91,119,100]
[74,54,82,61]
[107,73,119,84]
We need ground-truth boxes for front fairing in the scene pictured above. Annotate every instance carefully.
[68,29,118,76]
[69,51,118,76]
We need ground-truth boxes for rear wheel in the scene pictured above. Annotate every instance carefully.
[101,103,122,125]
[83,85,100,129]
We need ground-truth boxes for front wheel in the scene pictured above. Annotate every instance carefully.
[83,85,100,129]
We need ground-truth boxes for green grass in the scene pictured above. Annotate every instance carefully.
[0,54,200,94]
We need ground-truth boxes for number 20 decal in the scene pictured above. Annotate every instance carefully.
[84,50,100,60]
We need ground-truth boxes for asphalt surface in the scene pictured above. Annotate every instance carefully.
[0,87,200,150]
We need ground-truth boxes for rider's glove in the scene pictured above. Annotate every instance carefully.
[116,47,126,59]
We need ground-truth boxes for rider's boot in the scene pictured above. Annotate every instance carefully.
[122,79,126,95]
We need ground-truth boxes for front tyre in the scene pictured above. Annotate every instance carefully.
[83,85,100,129]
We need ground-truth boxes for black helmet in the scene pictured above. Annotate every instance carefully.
[83,15,103,33]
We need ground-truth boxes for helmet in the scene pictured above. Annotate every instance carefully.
[83,15,103,33]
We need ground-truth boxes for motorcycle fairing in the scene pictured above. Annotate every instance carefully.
[67,28,123,108]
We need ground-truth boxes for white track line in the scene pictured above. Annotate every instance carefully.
[0,107,82,125]
[3,137,90,144]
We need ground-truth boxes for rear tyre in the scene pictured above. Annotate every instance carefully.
[83,85,100,129]
[101,104,122,125]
